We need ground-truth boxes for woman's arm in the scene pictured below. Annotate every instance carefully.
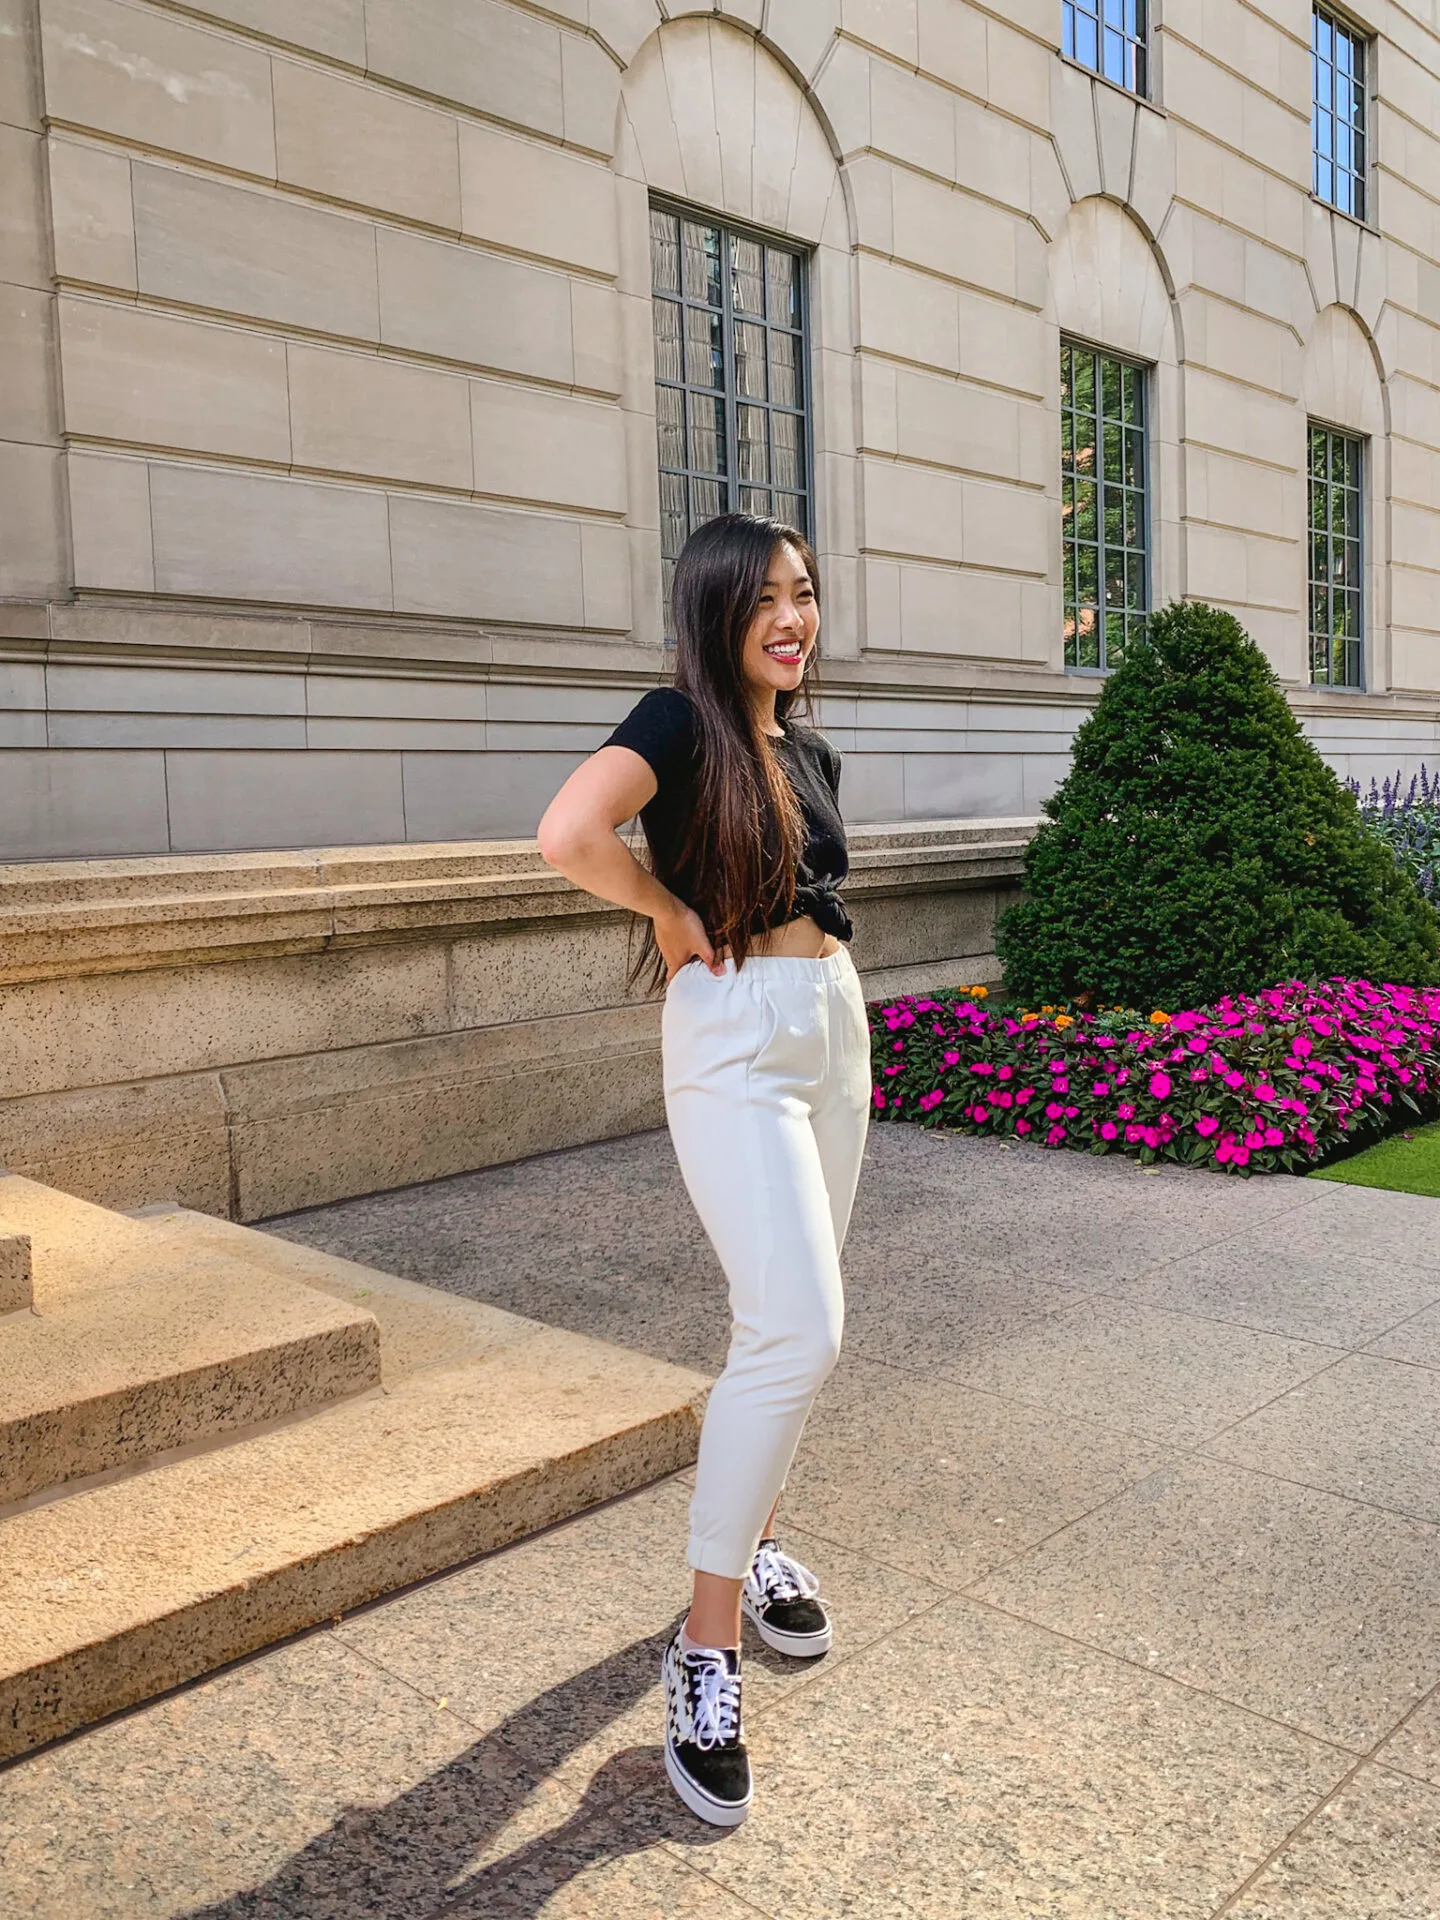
[537,745,722,977]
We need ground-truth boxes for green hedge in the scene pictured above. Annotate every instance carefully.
[997,602,1440,1008]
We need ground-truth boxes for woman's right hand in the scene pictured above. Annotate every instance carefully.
[654,900,723,981]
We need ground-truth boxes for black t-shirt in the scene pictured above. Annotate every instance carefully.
[603,686,853,941]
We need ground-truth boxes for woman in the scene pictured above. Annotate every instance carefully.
[537,514,869,1827]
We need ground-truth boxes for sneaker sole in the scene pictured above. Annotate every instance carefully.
[742,1591,832,1659]
[664,1740,753,1827]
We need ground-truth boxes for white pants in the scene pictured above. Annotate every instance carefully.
[663,947,871,1579]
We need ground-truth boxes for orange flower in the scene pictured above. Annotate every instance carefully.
[970,986,988,998]
[1149,1010,1171,1025]
[1054,1014,1074,1028]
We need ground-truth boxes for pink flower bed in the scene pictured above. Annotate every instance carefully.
[870,978,1440,1174]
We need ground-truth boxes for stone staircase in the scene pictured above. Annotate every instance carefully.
[0,1176,708,1763]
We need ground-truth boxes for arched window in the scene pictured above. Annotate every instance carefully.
[649,204,811,630]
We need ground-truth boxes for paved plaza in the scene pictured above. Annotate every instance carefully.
[5,1125,1440,1917]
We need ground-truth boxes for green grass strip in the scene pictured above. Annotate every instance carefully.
[1310,1116,1440,1198]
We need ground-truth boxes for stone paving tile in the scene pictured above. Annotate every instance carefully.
[600,1597,1352,1920]
[260,1155,650,1325]
[334,1474,944,1800]
[1205,1353,1440,1523]
[431,1812,768,1920]
[840,1256,1091,1370]
[0,1632,577,1920]
[938,1296,1344,1446]
[13,1130,1438,1916]
[437,1259,729,1375]
[1374,1686,1440,1790]
[866,1128,1330,1217]
[855,1173,1314,1287]
[1110,1242,1440,1347]
[269,1131,726,1370]
[1223,1763,1440,1919]
[778,1353,1174,1588]
[264,1129,1326,1347]
[1366,1300,1440,1371]
[971,1456,1440,1750]
[1234,1180,1440,1275]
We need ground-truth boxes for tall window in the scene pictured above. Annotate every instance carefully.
[1309,423,1364,689]
[650,205,809,626]
[1063,0,1147,95]
[1061,341,1149,672]
[1313,6,1367,220]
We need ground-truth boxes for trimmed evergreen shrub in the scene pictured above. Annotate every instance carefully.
[997,602,1440,1008]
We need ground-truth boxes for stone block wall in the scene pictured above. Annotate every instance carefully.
[0,822,1029,1216]
[1,0,1439,859]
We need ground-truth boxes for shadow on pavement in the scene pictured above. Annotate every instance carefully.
[181,1618,711,1920]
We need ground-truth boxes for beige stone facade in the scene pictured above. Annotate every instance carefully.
[1,0,1439,859]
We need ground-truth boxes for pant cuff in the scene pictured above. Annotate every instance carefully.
[687,1534,755,1580]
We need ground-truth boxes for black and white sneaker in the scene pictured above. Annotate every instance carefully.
[742,1539,832,1658]
[662,1634,752,1827]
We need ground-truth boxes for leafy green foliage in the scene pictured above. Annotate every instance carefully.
[997,602,1440,1007]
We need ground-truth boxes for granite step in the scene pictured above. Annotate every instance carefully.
[0,1191,708,1761]
[0,1172,270,1309]
[0,1266,382,1507]
[0,1173,154,1307]
[0,1233,31,1312]
[127,1204,527,1384]
[0,1318,707,1761]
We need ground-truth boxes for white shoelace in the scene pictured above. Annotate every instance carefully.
[683,1651,741,1750]
[750,1542,820,1605]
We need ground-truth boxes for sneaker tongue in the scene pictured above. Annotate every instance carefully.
[683,1641,739,1676]
[755,1544,802,1600]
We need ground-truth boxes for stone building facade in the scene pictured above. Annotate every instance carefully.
[1,0,1438,860]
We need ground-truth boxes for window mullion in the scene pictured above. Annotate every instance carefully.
[1061,338,1148,675]
[1098,346,1109,672]
[1308,423,1364,690]
[719,229,739,517]
[650,197,811,628]
[1313,6,1369,221]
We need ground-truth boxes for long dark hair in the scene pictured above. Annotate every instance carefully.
[631,513,820,988]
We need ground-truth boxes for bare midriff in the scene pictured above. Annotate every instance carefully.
[724,915,841,961]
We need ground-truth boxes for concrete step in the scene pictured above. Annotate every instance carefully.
[0,1266,382,1507]
[0,1318,707,1761]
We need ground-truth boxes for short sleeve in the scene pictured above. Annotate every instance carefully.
[821,737,842,798]
[602,686,699,792]
[788,719,841,797]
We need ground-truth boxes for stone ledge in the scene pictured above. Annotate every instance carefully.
[0,827,1030,1215]
[0,822,1038,984]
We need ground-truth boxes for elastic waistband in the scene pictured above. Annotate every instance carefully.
[703,947,855,980]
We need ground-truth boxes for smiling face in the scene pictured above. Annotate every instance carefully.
[738,541,819,718]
